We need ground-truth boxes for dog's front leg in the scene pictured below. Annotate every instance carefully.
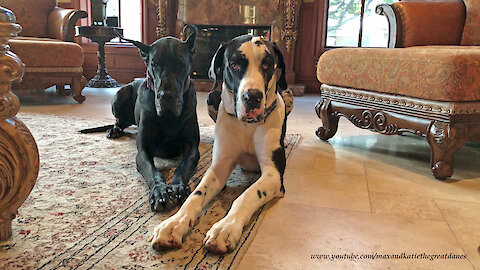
[136,123,176,212]
[203,163,284,253]
[204,131,286,254]
[149,158,235,250]
[171,142,200,204]
[136,149,176,212]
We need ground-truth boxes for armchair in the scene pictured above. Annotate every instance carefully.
[0,0,88,103]
[316,0,480,180]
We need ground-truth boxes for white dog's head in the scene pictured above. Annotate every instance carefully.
[209,35,287,123]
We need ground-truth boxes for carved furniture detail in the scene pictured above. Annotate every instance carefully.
[316,1,480,180]
[0,6,39,241]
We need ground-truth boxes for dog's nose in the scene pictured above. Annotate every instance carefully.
[242,89,263,109]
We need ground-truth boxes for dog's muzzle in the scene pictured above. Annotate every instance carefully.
[241,89,264,122]
[155,91,182,117]
[147,74,191,117]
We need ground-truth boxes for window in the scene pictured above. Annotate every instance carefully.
[326,0,395,47]
[106,0,143,42]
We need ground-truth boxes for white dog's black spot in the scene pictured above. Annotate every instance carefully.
[272,147,286,193]
[257,190,262,199]
[194,190,202,195]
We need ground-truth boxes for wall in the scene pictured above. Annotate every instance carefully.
[294,0,328,94]
[61,0,324,88]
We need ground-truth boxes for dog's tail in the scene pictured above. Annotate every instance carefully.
[79,125,114,134]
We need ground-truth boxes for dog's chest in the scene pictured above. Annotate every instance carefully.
[217,114,259,155]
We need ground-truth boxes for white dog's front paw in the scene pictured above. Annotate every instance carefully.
[204,218,242,254]
[149,214,192,250]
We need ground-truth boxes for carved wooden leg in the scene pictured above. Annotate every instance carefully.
[426,121,468,180]
[0,7,39,241]
[315,98,339,141]
[72,75,86,103]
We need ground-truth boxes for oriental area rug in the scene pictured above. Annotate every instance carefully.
[0,113,300,269]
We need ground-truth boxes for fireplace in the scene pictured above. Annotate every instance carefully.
[158,0,302,92]
[192,25,271,79]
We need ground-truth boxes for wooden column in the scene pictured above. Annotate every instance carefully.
[0,6,39,241]
[280,0,302,85]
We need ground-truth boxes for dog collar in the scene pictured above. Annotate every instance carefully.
[229,98,277,123]
[146,73,191,96]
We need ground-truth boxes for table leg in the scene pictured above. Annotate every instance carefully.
[86,40,121,88]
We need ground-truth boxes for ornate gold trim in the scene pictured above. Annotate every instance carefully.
[281,0,298,53]
[155,0,168,37]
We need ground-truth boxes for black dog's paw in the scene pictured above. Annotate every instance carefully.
[106,126,124,139]
[149,184,176,212]
[171,182,191,205]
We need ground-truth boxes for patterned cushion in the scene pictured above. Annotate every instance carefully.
[317,46,480,102]
[461,0,480,45]
[10,37,84,68]
[0,0,57,38]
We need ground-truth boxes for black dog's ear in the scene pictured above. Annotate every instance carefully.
[273,42,287,90]
[208,42,227,91]
[183,24,198,54]
[114,28,151,62]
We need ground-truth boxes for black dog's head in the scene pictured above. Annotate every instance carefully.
[208,35,287,123]
[117,25,197,117]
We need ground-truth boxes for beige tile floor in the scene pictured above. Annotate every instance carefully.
[18,87,480,269]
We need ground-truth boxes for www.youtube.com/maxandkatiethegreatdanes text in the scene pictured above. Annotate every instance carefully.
[310,252,467,261]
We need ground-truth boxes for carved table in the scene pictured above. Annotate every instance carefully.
[76,26,123,88]
[0,6,40,241]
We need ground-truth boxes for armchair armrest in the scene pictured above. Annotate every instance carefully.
[47,7,87,42]
[376,1,465,48]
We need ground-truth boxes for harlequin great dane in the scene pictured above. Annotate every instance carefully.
[149,35,293,254]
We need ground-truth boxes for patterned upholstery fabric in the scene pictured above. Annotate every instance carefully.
[9,37,84,68]
[461,0,480,45]
[317,46,480,102]
[0,0,57,38]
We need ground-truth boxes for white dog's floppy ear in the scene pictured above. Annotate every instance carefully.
[273,42,287,90]
[183,24,197,55]
[209,42,227,91]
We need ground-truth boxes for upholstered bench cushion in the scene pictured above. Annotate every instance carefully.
[317,46,480,102]
[9,37,84,68]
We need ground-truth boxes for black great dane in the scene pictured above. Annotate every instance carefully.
[80,25,200,212]
[149,35,293,254]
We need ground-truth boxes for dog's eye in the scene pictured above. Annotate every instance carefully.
[262,63,270,70]
[231,63,239,71]
[151,63,159,68]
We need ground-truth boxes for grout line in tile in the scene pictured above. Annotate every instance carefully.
[433,198,475,270]
[363,161,373,214]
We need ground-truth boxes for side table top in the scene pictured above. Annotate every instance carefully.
[76,26,123,40]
